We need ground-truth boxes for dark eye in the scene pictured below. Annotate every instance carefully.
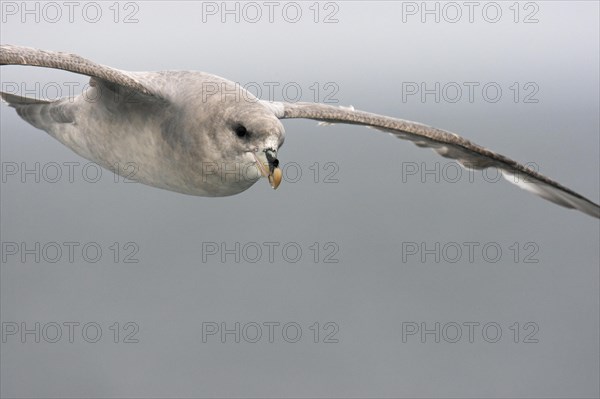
[234,125,248,138]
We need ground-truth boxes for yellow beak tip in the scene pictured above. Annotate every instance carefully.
[268,168,282,190]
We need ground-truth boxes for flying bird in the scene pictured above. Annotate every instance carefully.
[1,44,598,218]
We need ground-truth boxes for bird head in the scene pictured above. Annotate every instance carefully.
[182,75,286,195]
[228,106,285,190]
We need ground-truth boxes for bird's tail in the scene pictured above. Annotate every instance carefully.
[0,91,52,105]
[1,91,73,132]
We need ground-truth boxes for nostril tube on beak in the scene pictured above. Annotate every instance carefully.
[264,148,282,189]
[265,149,278,171]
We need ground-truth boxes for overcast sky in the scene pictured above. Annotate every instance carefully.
[1,1,599,398]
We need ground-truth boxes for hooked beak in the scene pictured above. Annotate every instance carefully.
[253,149,282,189]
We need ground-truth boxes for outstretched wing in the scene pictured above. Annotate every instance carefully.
[0,44,155,97]
[271,101,599,219]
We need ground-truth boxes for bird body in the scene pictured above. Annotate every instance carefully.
[4,69,284,196]
[1,44,598,218]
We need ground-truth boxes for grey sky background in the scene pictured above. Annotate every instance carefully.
[1,1,599,398]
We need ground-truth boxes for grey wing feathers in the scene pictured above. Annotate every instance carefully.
[0,44,154,96]
[276,101,600,219]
